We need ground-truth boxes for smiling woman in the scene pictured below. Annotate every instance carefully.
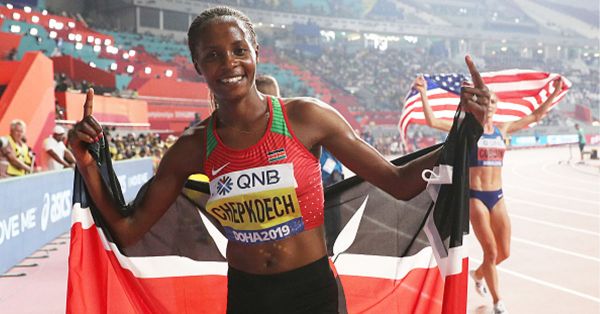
[69,6,491,314]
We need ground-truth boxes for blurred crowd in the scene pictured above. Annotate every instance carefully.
[0,120,174,180]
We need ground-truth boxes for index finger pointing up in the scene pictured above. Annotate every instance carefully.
[83,88,94,118]
[465,55,484,88]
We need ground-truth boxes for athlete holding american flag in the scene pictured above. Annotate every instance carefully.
[412,74,565,314]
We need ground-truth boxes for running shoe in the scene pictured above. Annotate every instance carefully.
[470,270,489,297]
[493,300,508,314]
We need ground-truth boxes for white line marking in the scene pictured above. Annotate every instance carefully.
[506,197,600,218]
[470,257,600,303]
[543,162,600,185]
[503,184,600,205]
[507,163,600,194]
[510,214,600,237]
[512,236,600,262]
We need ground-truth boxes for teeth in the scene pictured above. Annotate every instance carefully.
[220,76,243,84]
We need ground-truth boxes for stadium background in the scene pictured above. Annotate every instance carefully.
[0,0,598,313]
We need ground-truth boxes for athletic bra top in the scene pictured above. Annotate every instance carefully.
[203,97,324,244]
[469,126,506,167]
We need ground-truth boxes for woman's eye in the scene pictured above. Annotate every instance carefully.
[205,51,218,60]
[234,48,247,56]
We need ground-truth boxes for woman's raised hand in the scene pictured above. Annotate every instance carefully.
[460,55,492,126]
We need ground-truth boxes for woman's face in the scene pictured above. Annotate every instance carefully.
[487,93,498,120]
[192,18,258,103]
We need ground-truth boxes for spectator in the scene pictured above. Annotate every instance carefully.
[0,137,10,178]
[256,75,281,97]
[575,123,586,162]
[44,125,75,170]
[3,119,33,176]
[189,113,202,127]
[6,48,17,61]
[320,147,345,255]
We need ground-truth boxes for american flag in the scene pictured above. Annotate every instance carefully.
[398,69,571,139]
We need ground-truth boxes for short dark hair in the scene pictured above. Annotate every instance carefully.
[187,6,257,61]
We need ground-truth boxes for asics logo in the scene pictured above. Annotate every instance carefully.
[212,162,230,176]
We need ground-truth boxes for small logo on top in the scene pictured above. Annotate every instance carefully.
[267,148,287,163]
[217,176,233,196]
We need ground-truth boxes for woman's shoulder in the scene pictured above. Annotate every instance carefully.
[281,97,335,120]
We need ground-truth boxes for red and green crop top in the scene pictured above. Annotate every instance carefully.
[203,96,324,244]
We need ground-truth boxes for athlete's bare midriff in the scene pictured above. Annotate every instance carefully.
[226,226,327,274]
[469,166,502,191]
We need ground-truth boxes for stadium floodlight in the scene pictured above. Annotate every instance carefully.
[500,46,507,52]
[75,34,83,42]
[129,50,136,57]
[110,63,118,71]
[281,25,285,29]
[258,22,263,26]
[107,46,118,54]
[87,35,94,43]
[126,65,135,73]
[31,15,39,23]
[12,12,20,20]
[269,24,274,28]
[24,6,31,13]
[514,18,519,24]
[556,46,561,51]
[165,69,173,77]
[595,53,600,58]
[583,52,589,57]
[144,67,152,74]
[9,24,20,33]
[537,49,543,54]
[93,45,101,52]
[55,22,64,30]
[68,33,75,41]
[6,3,13,9]
[104,39,112,46]
[68,21,76,28]
[89,62,96,68]
[122,52,130,59]
[42,10,48,16]
[75,43,83,50]
[94,38,101,45]
[29,28,38,36]
[491,51,496,55]
[49,31,57,39]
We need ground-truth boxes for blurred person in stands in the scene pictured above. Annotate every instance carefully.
[575,123,586,162]
[0,137,10,178]
[3,119,33,176]
[70,7,491,313]
[189,113,203,128]
[256,75,280,97]
[6,48,17,61]
[44,125,75,170]
[413,74,564,314]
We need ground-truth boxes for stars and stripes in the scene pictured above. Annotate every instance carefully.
[398,69,571,138]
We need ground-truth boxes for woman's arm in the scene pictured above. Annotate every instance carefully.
[501,77,564,134]
[413,75,453,132]
[69,90,205,247]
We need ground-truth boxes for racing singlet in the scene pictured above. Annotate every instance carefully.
[469,126,506,167]
[6,136,31,176]
[204,97,324,244]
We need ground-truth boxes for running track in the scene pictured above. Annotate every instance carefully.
[0,146,598,313]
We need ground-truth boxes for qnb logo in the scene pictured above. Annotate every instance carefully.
[217,176,233,196]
